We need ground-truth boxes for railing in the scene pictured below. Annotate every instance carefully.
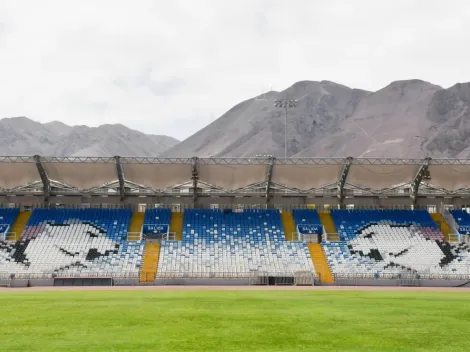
[0,224,10,241]
[333,272,470,281]
[156,270,315,278]
[5,232,19,241]
[165,232,176,241]
[0,272,140,280]
[0,270,317,281]
[440,204,461,242]
[127,232,142,241]
[155,270,316,286]
[324,232,340,242]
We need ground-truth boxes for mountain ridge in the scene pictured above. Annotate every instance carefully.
[162,79,470,158]
[0,117,179,157]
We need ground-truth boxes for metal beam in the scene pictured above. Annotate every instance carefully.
[114,156,126,201]
[265,156,275,206]
[33,155,50,203]
[191,157,199,206]
[410,157,431,204]
[337,156,353,206]
[4,155,462,165]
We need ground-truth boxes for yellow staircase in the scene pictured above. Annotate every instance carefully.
[139,242,161,283]
[128,211,144,240]
[7,211,31,241]
[431,213,457,242]
[170,212,184,241]
[281,212,297,241]
[308,243,334,284]
[319,213,339,241]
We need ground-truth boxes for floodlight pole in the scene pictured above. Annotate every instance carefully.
[274,99,298,159]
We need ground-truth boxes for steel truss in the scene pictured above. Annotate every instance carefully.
[1,156,470,206]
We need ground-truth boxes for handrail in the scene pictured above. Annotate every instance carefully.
[440,204,460,242]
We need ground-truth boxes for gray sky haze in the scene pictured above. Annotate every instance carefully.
[1,0,469,140]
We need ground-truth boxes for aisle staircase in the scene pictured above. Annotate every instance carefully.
[139,242,161,283]
[319,213,339,241]
[170,212,183,241]
[308,243,334,284]
[281,212,297,241]
[431,213,457,242]
[7,211,31,241]
[128,211,144,240]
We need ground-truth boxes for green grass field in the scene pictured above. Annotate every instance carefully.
[0,290,469,351]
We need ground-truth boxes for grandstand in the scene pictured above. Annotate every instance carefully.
[0,156,470,287]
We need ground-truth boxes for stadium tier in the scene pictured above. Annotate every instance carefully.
[292,209,323,235]
[0,208,20,238]
[157,209,315,277]
[450,210,470,235]
[0,209,144,277]
[143,208,172,235]
[0,207,469,284]
[323,210,470,279]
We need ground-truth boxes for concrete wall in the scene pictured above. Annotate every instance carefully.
[0,279,11,287]
[10,280,28,288]
[335,279,470,287]
[155,278,252,286]
[29,279,54,287]
[114,278,140,286]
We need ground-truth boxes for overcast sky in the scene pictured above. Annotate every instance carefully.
[1,0,469,140]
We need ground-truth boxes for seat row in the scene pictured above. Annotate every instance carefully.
[0,209,143,277]
[157,209,315,277]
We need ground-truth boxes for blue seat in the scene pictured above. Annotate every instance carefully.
[158,208,314,276]
[143,208,172,234]
[292,209,322,234]
[23,208,132,241]
[0,208,20,235]
[450,210,470,234]
[331,209,437,241]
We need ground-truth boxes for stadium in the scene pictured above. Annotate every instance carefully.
[1,155,470,350]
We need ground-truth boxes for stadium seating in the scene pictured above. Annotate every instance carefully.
[0,209,144,277]
[292,209,323,235]
[158,209,315,277]
[331,209,440,241]
[323,210,470,279]
[143,208,172,235]
[450,210,470,235]
[0,208,20,237]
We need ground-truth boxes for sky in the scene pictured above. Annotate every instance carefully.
[0,0,469,141]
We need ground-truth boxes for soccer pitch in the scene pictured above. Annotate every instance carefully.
[0,289,469,351]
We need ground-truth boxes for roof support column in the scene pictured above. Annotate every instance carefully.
[191,157,199,208]
[411,157,431,205]
[34,155,50,204]
[265,156,275,208]
[114,156,126,201]
[337,156,353,208]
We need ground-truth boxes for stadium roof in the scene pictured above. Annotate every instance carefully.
[1,156,470,205]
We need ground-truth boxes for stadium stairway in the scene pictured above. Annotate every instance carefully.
[281,212,296,241]
[8,211,31,241]
[128,212,144,240]
[319,213,339,241]
[140,242,161,283]
[431,213,457,242]
[170,212,183,241]
[308,243,334,284]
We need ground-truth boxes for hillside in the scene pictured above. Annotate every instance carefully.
[162,80,470,158]
[0,117,179,157]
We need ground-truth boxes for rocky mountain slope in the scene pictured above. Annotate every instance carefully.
[0,117,179,157]
[162,80,470,158]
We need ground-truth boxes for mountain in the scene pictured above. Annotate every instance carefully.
[0,117,179,157]
[162,79,470,158]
